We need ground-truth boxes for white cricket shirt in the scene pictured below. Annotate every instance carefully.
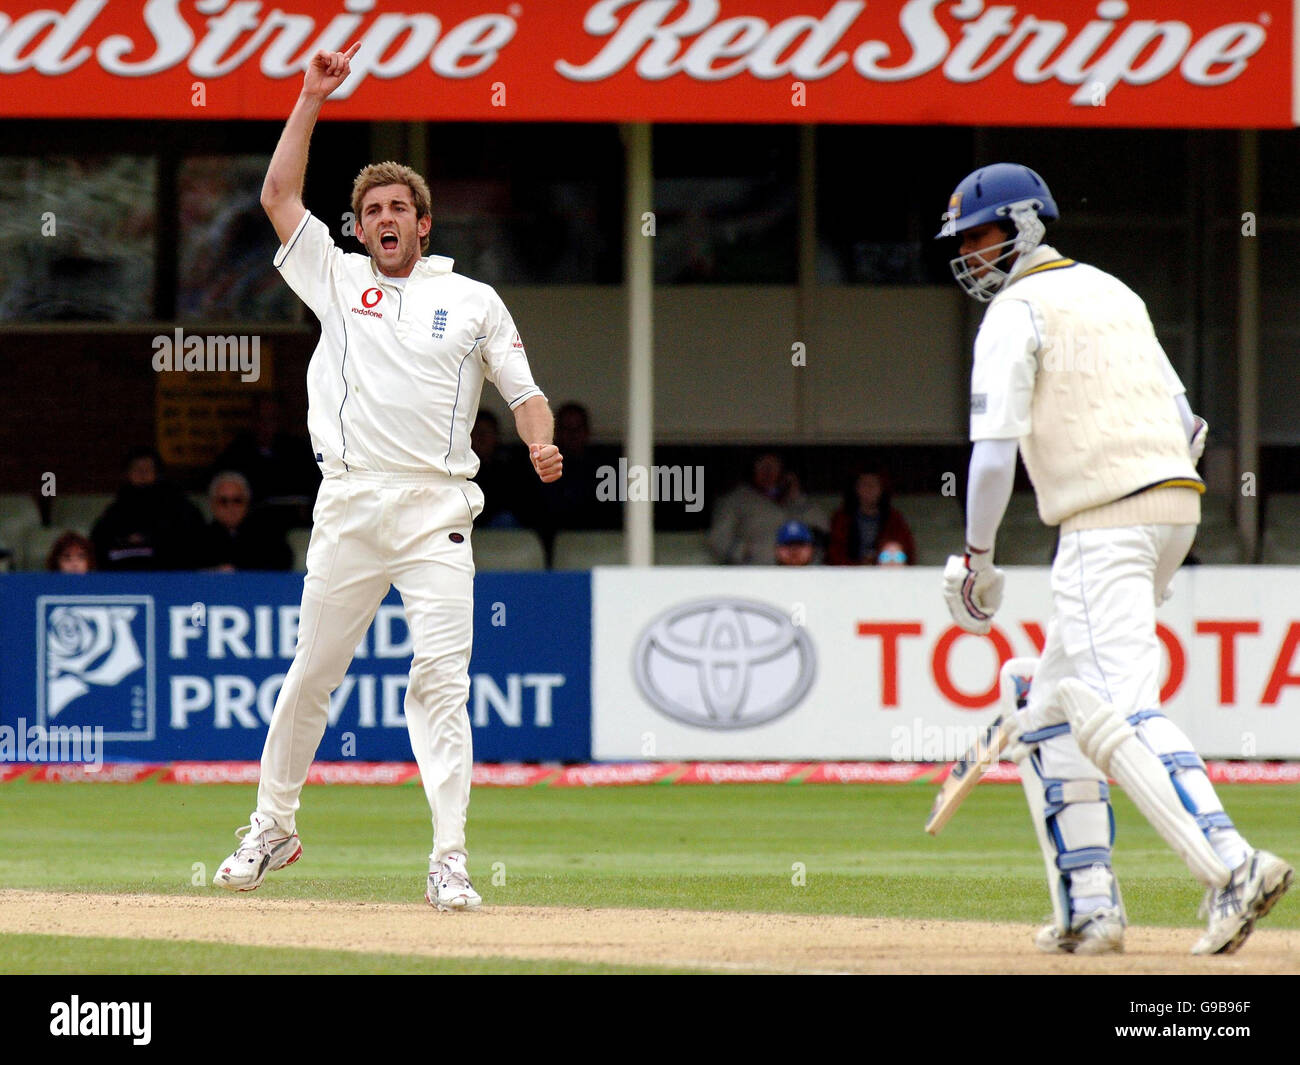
[274,211,544,476]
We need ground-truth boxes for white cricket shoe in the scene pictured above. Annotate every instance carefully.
[212,812,302,892]
[426,853,482,912]
[1035,907,1125,956]
[1192,849,1293,955]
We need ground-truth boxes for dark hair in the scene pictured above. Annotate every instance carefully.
[123,445,162,471]
[46,531,95,572]
[555,402,589,429]
[842,467,894,562]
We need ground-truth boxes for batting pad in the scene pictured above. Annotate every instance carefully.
[1059,678,1231,890]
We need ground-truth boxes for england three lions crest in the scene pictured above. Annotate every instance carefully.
[37,596,155,741]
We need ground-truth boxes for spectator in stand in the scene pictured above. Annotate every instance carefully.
[774,520,816,566]
[779,467,830,542]
[197,471,292,571]
[827,468,917,566]
[536,401,618,535]
[470,410,528,529]
[46,531,95,573]
[91,446,206,570]
[877,539,909,566]
[710,452,786,565]
[711,452,827,565]
[212,394,321,522]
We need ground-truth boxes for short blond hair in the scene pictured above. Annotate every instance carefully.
[351,161,433,253]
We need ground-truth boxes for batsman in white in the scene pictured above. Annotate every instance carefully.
[938,163,1292,955]
[212,44,563,909]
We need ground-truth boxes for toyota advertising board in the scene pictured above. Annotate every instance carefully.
[0,1,1289,126]
[0,572,591,762]
[593,567,1300,760]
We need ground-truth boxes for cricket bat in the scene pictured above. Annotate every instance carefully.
[923,714,1016,835]
[924,656,1038,836]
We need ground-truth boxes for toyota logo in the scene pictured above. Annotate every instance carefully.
[633,598,815,730]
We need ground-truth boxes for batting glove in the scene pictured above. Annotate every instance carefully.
[942,549,1005,635]
[1002,714,1035,766]
[1189,417,1208,465]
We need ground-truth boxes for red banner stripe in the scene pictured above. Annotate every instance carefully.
[0,1,1287,126]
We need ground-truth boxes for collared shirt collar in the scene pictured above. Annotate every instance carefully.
[371,254,455,283]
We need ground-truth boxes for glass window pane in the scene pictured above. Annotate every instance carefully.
[653,125,797,284]
[425,177,608,283]
[423,123,621,284]
[179,155,299,321]
[816,126,971,284]
[0,155,155,321]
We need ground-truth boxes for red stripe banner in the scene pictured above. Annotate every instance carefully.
[0,1,1288,126]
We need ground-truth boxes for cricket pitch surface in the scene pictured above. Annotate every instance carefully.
[1,890,1296,974]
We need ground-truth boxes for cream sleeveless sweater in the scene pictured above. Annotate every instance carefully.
[989,247,1202,531]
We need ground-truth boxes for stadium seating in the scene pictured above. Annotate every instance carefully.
[0,493,41,562]
[472,528,546,571]
[21,525,76,571]
[653,530,713,565]
[551,530,627,569]
[805,492,842,526]
[49,493,113,536]
[287,527,312,572]
[1261,493,1300,564]
[1190,494,1244,563]
[995,492,1057,564]
[1190,524,1245,564]
[1000,491,1042,528]
[1200,492,1234,529]
[890,493,964,566]
[996,525,1059,565]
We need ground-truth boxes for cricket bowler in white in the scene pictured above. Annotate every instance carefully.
[213,44,563,909]
[938,163,1292,954]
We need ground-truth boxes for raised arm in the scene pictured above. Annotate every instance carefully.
[261,43,359,246]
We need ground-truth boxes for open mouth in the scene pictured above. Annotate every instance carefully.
[380,232,398,251]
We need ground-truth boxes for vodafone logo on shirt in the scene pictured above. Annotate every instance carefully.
[0,1,1287,127]
[351,288,383,319]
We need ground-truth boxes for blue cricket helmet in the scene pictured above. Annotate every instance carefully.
[936,163,1059,239]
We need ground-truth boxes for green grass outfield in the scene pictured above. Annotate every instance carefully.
[0,934,700,975]
[0,780,1296,972]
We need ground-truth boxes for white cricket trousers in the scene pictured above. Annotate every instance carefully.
[1023,522,1246,877]
[257,469,483,864]
[1025,523,1194,729]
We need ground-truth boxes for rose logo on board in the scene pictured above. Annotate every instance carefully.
[633,599,815,730]
[37,596,155,741]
